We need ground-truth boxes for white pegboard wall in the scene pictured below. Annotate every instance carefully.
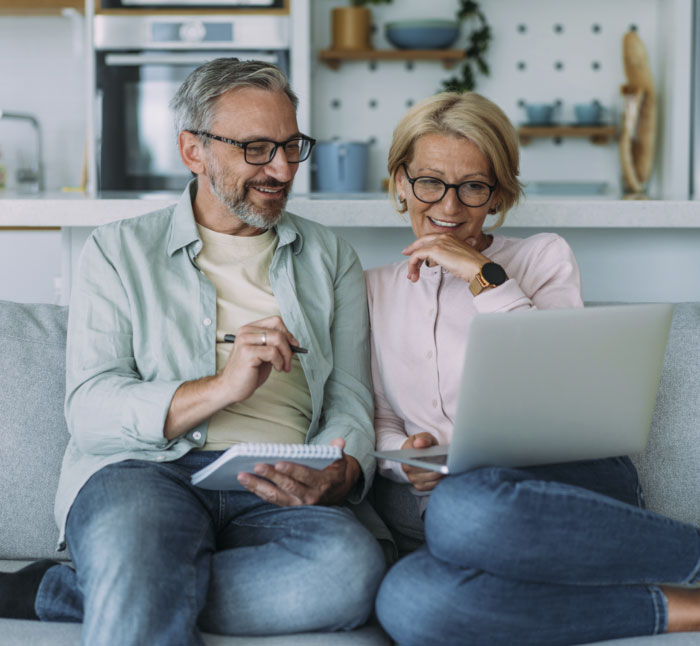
[310,0,665,194]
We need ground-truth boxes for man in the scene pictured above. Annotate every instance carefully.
[0,58,384,645]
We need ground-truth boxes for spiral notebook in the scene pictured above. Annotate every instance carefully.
[191,443,343,490]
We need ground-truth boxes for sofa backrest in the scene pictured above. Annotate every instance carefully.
[0,300,69,560]
[0,300,699,561]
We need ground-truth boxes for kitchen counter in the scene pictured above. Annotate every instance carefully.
[2,192,700,228]
[4,192,700,303]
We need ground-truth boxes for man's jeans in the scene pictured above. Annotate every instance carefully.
[35,451,385,646]
[376,457,700,646]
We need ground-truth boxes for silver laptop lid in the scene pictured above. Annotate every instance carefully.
[448,304,672,473]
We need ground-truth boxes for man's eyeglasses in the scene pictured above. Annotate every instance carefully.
[402,164,497,208]
[188,131,316,165]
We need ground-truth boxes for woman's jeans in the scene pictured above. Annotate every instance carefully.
[375,457,700,646]
[34,451,385,646]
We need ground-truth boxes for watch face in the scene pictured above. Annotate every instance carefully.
[481,262,507,286]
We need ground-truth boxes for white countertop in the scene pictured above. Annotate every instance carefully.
[2,192,700,229]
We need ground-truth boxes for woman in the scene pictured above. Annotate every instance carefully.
[367,92,700,646]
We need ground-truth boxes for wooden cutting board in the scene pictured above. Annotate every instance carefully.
[619,30,657,195]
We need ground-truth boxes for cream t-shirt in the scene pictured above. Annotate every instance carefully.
[195,223,312,450]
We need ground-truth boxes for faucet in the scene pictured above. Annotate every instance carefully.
[0,110,44,192]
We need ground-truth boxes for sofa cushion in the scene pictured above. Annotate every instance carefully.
[631,303,700,525]
[0,618,391,646]
[0,300,70,560]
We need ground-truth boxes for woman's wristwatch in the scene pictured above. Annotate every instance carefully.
[469,262,508,296]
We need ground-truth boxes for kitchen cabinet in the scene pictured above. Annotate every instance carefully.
[319,48,465,70]
[0,0,83,13]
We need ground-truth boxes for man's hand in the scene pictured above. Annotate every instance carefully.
[218,316,301,406]
[163,316,300,440]
[400,432,445,492]
[237,437,361,506]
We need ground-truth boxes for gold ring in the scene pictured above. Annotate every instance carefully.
[261,332,267,345]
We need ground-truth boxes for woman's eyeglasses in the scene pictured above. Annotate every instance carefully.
[402,164,496,208]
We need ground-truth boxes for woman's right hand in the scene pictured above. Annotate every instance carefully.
[400,432,445,491]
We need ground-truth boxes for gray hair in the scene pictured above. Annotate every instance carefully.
[170,58,298,138]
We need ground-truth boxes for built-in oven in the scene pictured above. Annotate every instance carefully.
[98,0,284,10]
[93,13,290,191]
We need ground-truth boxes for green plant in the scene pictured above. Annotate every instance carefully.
[441,0,492,93]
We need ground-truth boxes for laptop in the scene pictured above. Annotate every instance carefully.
[373,303,672,475]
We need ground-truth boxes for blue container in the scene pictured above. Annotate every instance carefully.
[385,20,460,50]
[314,141,369,193]
[524,103,555,125]
[574,102,604,125]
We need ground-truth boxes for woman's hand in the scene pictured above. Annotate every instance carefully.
[400,432,445,491]
[402,232,491,283]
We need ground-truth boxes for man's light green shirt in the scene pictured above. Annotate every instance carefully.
[56,182,374,548]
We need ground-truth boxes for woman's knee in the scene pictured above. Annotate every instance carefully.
[424,468,522,562]
[376,547,484,646]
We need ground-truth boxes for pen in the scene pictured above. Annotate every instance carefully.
[223,334,309,354]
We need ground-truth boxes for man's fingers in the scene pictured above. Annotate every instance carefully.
[242,316,300,347]
[329,437,346,450]
[237,471,305,506]
[275,459,344,489]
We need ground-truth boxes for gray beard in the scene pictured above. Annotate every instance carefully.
[208,157,287,230]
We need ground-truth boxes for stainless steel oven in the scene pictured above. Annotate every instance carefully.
[99,0,283,10]
[93,14,289,191]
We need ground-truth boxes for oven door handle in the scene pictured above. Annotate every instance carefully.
[104,52,279,66]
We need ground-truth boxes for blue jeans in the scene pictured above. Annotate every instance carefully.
[375,457,700,646]
[35,451,385,646]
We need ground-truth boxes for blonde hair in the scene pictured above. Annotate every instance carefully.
[387,92,523,229]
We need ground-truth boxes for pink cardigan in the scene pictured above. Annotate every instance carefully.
[365,232,584,484]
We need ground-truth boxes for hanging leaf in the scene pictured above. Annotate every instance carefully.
[440,0,492,94]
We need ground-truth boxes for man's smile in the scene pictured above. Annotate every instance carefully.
[248,183,288,198]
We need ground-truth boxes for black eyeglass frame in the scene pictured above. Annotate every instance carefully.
[402,164,497,208]
[187,130,316,165]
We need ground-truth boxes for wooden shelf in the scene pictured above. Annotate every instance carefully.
[0,0,83,13]
[518,125,618,145]
[319,48,465,70]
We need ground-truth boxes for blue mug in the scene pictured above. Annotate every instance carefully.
[574,102,604,125]
[313,141,369,193]
[524,103,556,125]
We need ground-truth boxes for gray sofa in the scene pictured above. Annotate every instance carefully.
[1,298,700,646]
